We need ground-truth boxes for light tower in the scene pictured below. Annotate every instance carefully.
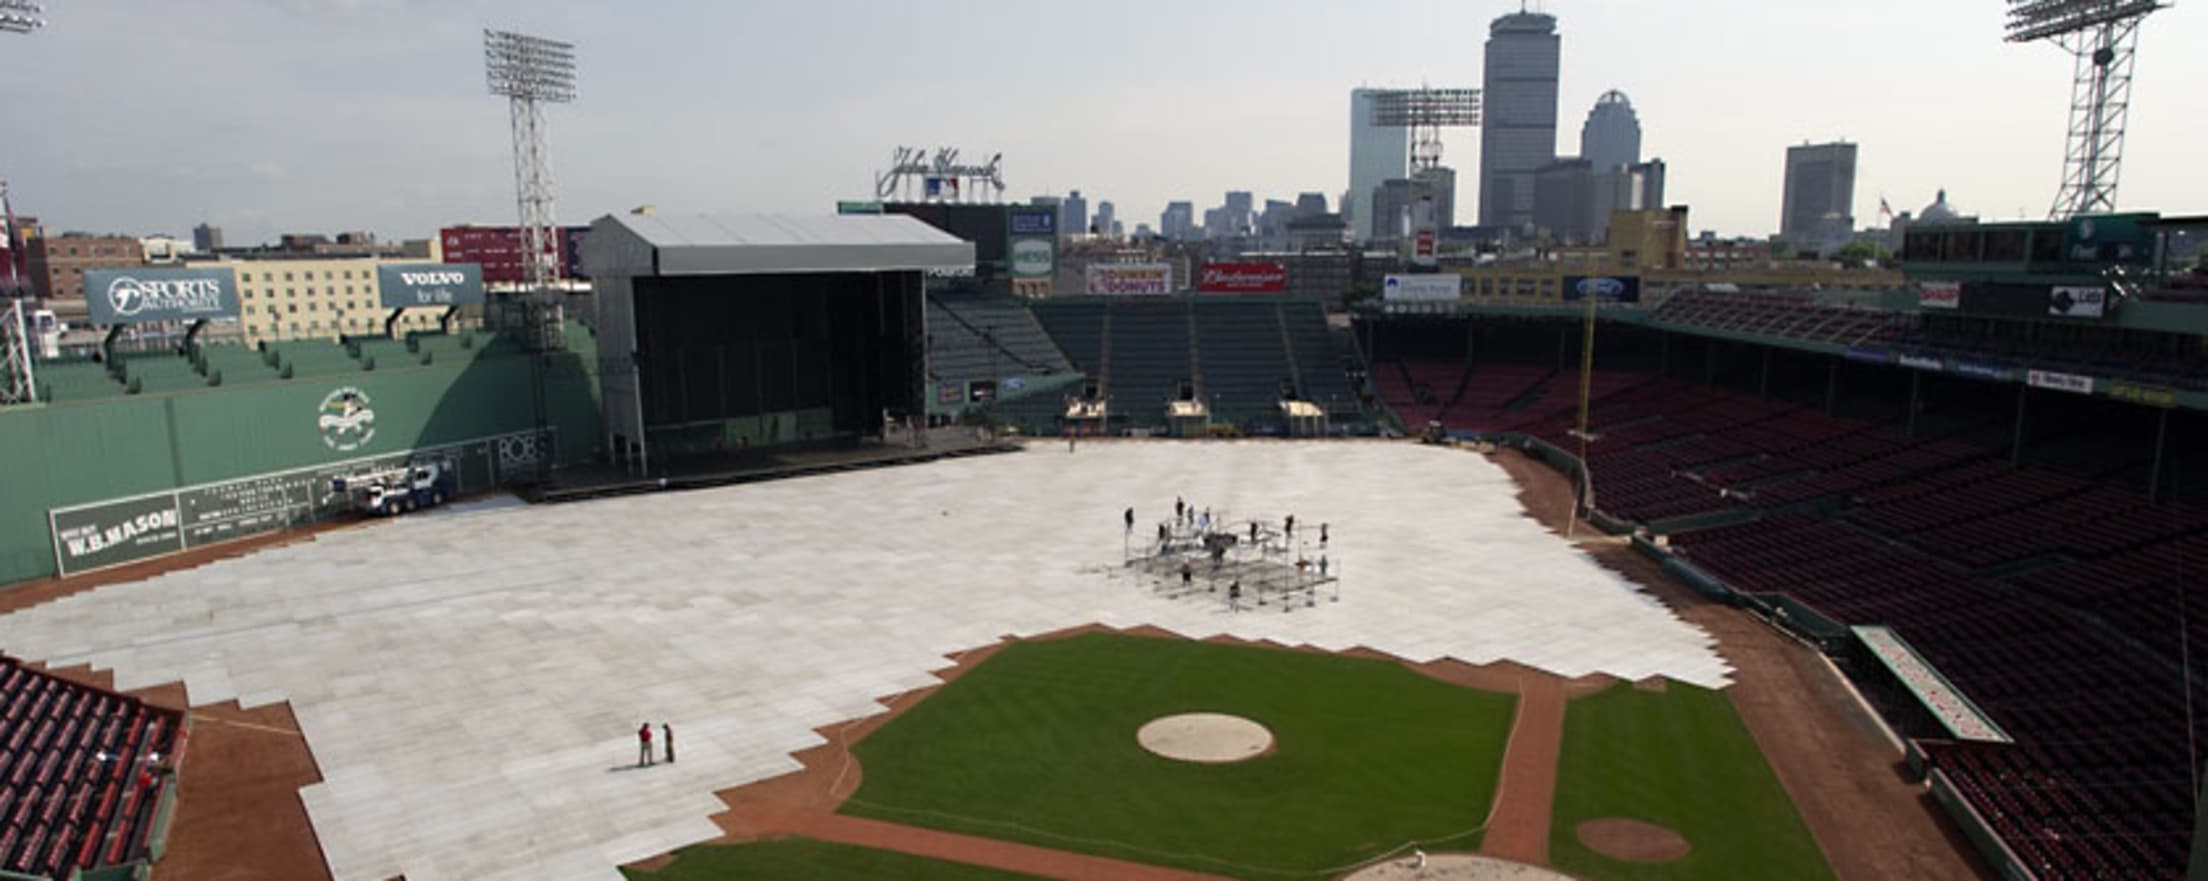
[0,1,45,35]
[2006,0,2169,218]
[1367,88,1482,173]
[484,29,576,351]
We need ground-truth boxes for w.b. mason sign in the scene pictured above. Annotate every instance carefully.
[376,263,486,309]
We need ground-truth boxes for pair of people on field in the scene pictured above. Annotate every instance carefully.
[636,722,674,767]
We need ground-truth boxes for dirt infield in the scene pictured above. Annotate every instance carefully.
[1574,818,1690,862]
[664,622,1579,881]
[1490,447,1991,881]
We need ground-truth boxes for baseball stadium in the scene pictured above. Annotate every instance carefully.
[0,198,2204,881]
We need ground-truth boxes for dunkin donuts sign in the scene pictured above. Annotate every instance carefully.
[1197,261,1288,294]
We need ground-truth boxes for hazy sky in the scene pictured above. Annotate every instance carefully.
[4,0,2205,245]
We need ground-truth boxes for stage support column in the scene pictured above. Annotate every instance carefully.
[2148,407,2170,503]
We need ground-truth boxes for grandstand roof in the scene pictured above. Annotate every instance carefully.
[580,212,975,278]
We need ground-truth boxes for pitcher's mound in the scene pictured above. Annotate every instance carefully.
[1341,852,1575,880]
[1576,817,1690,862]
[1136,713,1272,763]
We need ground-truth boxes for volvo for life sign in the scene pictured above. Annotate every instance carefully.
[84,267,239,325]
[378,263,486,308]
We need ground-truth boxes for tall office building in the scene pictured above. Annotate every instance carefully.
[1781,142,1859,249]
[192,222,224,253]
[1160,201,1196,241]
[1478,11,1561,230]
[1580,90,1641,173]
[1062,190,1089,237]
[1295,192,1329,218]
[1092,201,1116,239]
[1348,88,1411,242]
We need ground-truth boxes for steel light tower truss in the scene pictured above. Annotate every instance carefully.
[485,29,576,351]
[1,300,33,406]
[0,0,45,34]
[1369,88,1482,171]
[2006,0,2168,219]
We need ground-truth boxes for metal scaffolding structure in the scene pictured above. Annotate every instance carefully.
[2005,0,2168,218]
[1,300,35,406]
[0,0,45,35]
[1123,510,1341,613]
[1368,87,1482,172]
[485,28,577,352]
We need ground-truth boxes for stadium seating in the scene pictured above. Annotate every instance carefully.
[271,341,365,379]
[1277,302,1360,411]
[1193,298,1295,418]
[32,362,127,404]
[1103,301,1193,411]
[115,352,209,395]
[926,293,1074,388]
[194,343,281,387]
[0,657,184,879]
[1652,288,1904,347]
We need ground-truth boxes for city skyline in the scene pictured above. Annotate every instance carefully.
[3,0,2206,245]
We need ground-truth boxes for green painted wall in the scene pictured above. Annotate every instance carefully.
[0,340,602,587]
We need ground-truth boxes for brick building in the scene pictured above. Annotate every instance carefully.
[25,235,145,300]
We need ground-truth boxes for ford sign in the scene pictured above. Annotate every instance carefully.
[1561,275,1641,303]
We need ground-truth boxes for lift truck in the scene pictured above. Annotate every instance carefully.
[330,461,456,516]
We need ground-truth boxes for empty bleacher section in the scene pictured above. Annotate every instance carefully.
[192,343,282,387]
[32,362,126,404]
[1362,312,2208,878]
[925,293,1075,388]
[0,656,185,879]
[1026,296,1368,432]
[1194,299,1294,421]
[1652,288,1904,347]
[1278,303,1359,410]
[114,352,209,395]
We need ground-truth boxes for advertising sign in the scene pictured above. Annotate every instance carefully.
[1843,346,1894,365]
[1562,275,1643,303]
[2027,370,2095,395]
[377,263,485,309]
[1197,262,1288,294]
[47,429,528,576]
[2065,214,2153,265]
[2107,382,2178,409]
[1382,274,1461,303]
[1085,263,1173,296]
[1898,354,1945,372]
[1008,209,1056,237]
[49,493,186,575]
[1953,360,2017,382]
[1010,238,1056,278]
[2048,286,2107,319]
[937,382,962,405]
[1919,281,1962,310]
[83,267,239,325]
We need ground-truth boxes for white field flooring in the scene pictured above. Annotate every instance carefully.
[0,441,1728,881]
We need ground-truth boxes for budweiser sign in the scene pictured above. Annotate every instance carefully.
[1197,261,1288,293]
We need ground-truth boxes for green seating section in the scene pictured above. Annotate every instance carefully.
[34,361,126,403]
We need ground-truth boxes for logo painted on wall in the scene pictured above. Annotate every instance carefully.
[317,387,378,451]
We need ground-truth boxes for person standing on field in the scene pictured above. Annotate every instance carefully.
[662,723,675,764]
[637,722,654,767]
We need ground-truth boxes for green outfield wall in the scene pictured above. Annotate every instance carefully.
[0,342,602,586]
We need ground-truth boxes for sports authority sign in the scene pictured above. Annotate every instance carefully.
[83,267,238,325]
[377,263,486,308]
[1197,262,1287,294]
[1085,263,1173,296]
[1382,274,1461,303]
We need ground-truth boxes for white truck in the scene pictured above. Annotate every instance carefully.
[331,461,457,516]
